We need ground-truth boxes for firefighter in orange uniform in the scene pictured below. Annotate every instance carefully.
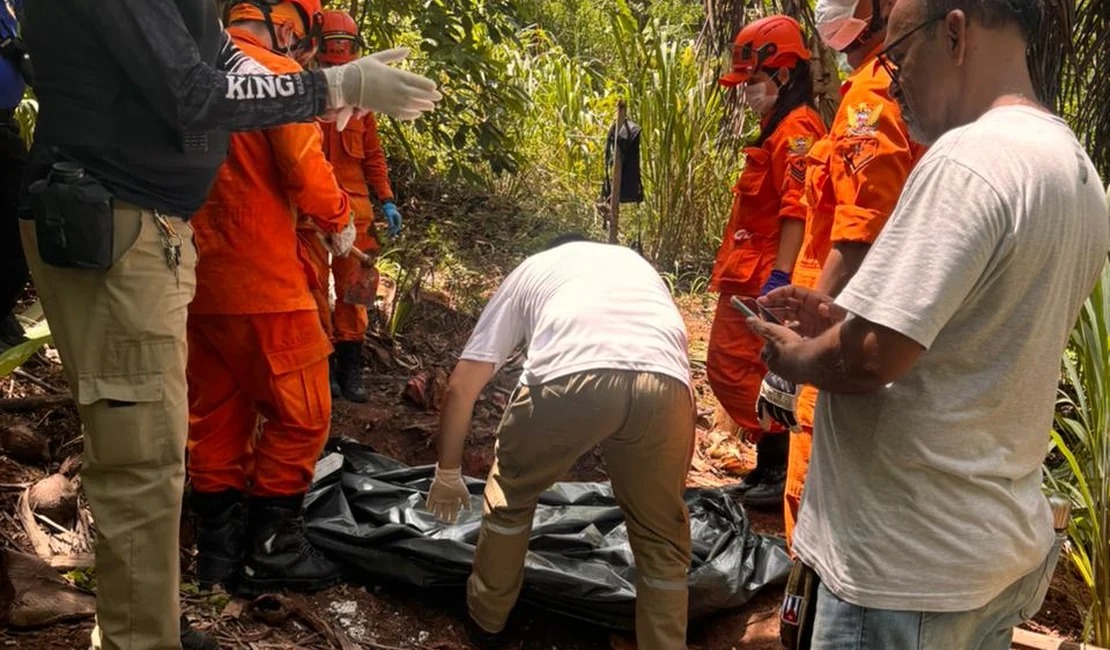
[298,9,400,404]
[708,15,826,510]
[754,0,926,547]
[185,0,355,596]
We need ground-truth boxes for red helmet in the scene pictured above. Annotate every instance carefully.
[719,15,812,87]
[318,9,364,65]
[229,0,323,51]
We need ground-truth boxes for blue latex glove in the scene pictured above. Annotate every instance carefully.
[760,269,791,296]
[382,201,403,238]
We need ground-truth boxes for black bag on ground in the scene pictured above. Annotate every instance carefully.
[303,439,793,631]
[27,162,114,270]
[779,557,820,649]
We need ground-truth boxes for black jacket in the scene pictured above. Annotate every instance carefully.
[22,0,330,216]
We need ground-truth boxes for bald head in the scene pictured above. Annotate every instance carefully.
[882,0,1041,144]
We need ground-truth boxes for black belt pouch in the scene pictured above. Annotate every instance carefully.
[26,172,114,270]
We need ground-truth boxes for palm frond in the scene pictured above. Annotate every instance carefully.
[1058,0,1110,179]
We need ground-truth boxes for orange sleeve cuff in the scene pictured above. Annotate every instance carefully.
[832,204,889,244]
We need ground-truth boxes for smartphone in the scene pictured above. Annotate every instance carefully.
[729,295,784,325]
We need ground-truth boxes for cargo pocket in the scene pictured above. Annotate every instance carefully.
[341,122,366,159]
[265,333,331,430]
[77,371,174,467]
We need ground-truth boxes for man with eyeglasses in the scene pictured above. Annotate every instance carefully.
[755,0,925,550]
[750,0,1109,647]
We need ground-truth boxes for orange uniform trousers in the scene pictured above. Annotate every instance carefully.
[299,194,381,343]
[706,294,784,437]
[186,311,332,497]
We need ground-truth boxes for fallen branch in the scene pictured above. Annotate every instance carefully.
[247,593,359,650]
[47,553,93,571]
[16,490,53,561]
[0,549,96,628]
[0,394,73,412]
[12,369,58,394]
[0,423,50,464]
[33,512,70,536]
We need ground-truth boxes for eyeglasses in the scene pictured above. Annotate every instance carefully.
[877,15,944,87]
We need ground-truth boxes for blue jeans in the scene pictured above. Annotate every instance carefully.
[810,539,1061,650]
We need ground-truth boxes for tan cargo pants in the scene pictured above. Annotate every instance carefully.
[21,201,196,650]
[468,370,695,650]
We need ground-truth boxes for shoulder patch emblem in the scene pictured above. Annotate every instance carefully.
[787,135,814,156]
[846,102,883,136]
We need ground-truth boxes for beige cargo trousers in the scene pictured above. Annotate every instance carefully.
[21,202,196,650]
[469,369,696,650]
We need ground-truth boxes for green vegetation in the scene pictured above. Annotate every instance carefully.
[1047,260,1110,645]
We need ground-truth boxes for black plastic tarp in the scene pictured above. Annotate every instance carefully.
[304,439,791,631]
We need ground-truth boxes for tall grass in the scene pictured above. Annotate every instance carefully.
[609,5,738,269]
[1046,259,1110,644]
[507,1,740,269]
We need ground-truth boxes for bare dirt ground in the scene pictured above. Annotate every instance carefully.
[0,183,1090,648]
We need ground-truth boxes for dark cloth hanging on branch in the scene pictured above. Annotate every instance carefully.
[601,119,644,204]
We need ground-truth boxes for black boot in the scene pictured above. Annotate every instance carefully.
[334,341,367,403]
[180,616,219,650]
[328,353,342,398]
[0,312,26,350]
[190,489,246,592]
[238,494,344,596]
[465,615,511,650]
[742,434,789,509]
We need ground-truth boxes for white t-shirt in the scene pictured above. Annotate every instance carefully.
[460,242,691,389]
[794,106,1110,612]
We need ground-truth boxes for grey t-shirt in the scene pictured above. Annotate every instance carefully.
[793,106,1110,611]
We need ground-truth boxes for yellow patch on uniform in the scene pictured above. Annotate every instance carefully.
[845,102,883,136]
[787,135,814,156]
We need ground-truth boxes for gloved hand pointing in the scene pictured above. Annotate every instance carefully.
[382,201,403,238]
[322,48,442,122]
[425,464,470,524]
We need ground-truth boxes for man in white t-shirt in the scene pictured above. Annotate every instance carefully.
[424,236,695,650]
[747,0,1110,647]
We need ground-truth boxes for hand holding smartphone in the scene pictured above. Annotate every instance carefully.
[729,295,783,325]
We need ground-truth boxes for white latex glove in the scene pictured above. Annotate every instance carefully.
[425,464,470,524]
[321,47,442,122]
[327,219,357,257]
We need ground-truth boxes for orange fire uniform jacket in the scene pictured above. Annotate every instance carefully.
[190,28,350,316]
[785,56,926,547]
[321,112,395,207]
[297,112,394,342]
[711,105,827,296]
[187,28,348,498]
[708,105,826,433]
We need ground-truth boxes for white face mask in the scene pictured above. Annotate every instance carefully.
[815,0,869,51]
[742,81,779,115]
